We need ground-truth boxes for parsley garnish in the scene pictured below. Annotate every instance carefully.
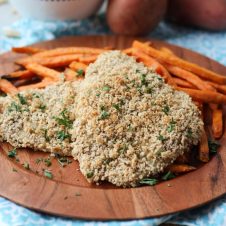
[208,139,220,153]
[162,171,175,181]
[186,128,193,138]
[44,158,52,167]
[23,162,30,170]
[17,93,27,105]
[112,103,121,111]
[86,171,94,178]
[102,85,110,92]
[157,77,163,81]
[162,105,170,115]
[157,135,167,142]
[57,157,72,167]
[141,74,148,86]
[167,120,176,132]
[140,178,158,186]
[118,144,128,154]
[98,106,110,120]
[8,102,21,112]
[55,109,73,128]
[44,170,53,179]
[8,148,17,158]
[39,104,46,112]
[76,69,84,77]
[57,131,71,141]
[145,87,153,94]
[96,93,100,97]
[42,129,50,142]
[35,158,43,164]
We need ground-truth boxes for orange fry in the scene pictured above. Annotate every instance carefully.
[167,164,196,173]
[25,63,61,81]
[178,88,226,104]
[207,82,226,95]
[0,79,18,94]
[33,47,105,58]
[9,70,35,79]
[212,107,223,139]
[199,129,209,162]
[18,78,53,91]
[132,40,226,84]
[78,55,97,64]
[12,46,44,54]
[160,47,175,56]
[69,62,87,71]
[173,77,196,89]
[165,64,216,91]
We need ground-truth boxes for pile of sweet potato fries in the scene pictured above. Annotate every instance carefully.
[1,40,225,175]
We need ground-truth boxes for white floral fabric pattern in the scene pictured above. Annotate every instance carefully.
[0,15,226,226]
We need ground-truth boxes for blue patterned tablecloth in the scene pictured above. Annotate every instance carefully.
[0,14,226,226]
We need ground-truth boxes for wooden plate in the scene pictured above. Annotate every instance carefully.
[0,35,226,220]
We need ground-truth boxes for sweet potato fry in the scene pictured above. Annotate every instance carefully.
[33,47,105,58]
[131,49,176,87]
[160,47,175,56]
[0,79,18,94]
[18,78,53,91]
[69,62,87,71]
[166,164,196,173]
[9,70,35,79]
[173,77,196,89]
[78,55,97,64]
[207,82,226,95]
[133,40,226,84]
[178,88,226,104]
[199,129,209,162]
[165,64,216,91]
[212,106,223,139]
[12,46,45,54]
[25,63,61,81]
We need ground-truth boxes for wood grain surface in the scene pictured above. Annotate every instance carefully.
[0,35,226,220]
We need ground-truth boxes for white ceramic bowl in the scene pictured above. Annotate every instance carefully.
[9,0,103,20]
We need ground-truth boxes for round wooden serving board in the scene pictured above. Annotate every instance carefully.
[0,36,226,220]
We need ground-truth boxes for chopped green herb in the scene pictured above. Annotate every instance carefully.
[17,93,27,105]
[141,74,148,87]
[145,87,153,94]
[8,102,21,112]
[112,103,121,111]
[8,148,17,158]
[96,93,100,97]
[157,135,167,142]
[186,128,193,138]
[57,157,72,167]
[23,162,30,170]
[99,106,110,120]
[104,158,113,164]
[167,120,176,132]
[55,109,73,128]
[39,104,46,112]
[44,170,53,179]
[162,171,175,181]
[44,158,52,167]
[86,171,94,178]
[76,69,84,77]
[162,105,170,115]
[208,139,220,154]
[135,69,140,73]
[118,144,128,154]
[139,178,158,186]
[32,93,40,98]
[57,131,71,141]
[102,85,110,92]
[42,129,50,142]
[157,77,163,81]
[35,158,43,164]
[12,168,17,172]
